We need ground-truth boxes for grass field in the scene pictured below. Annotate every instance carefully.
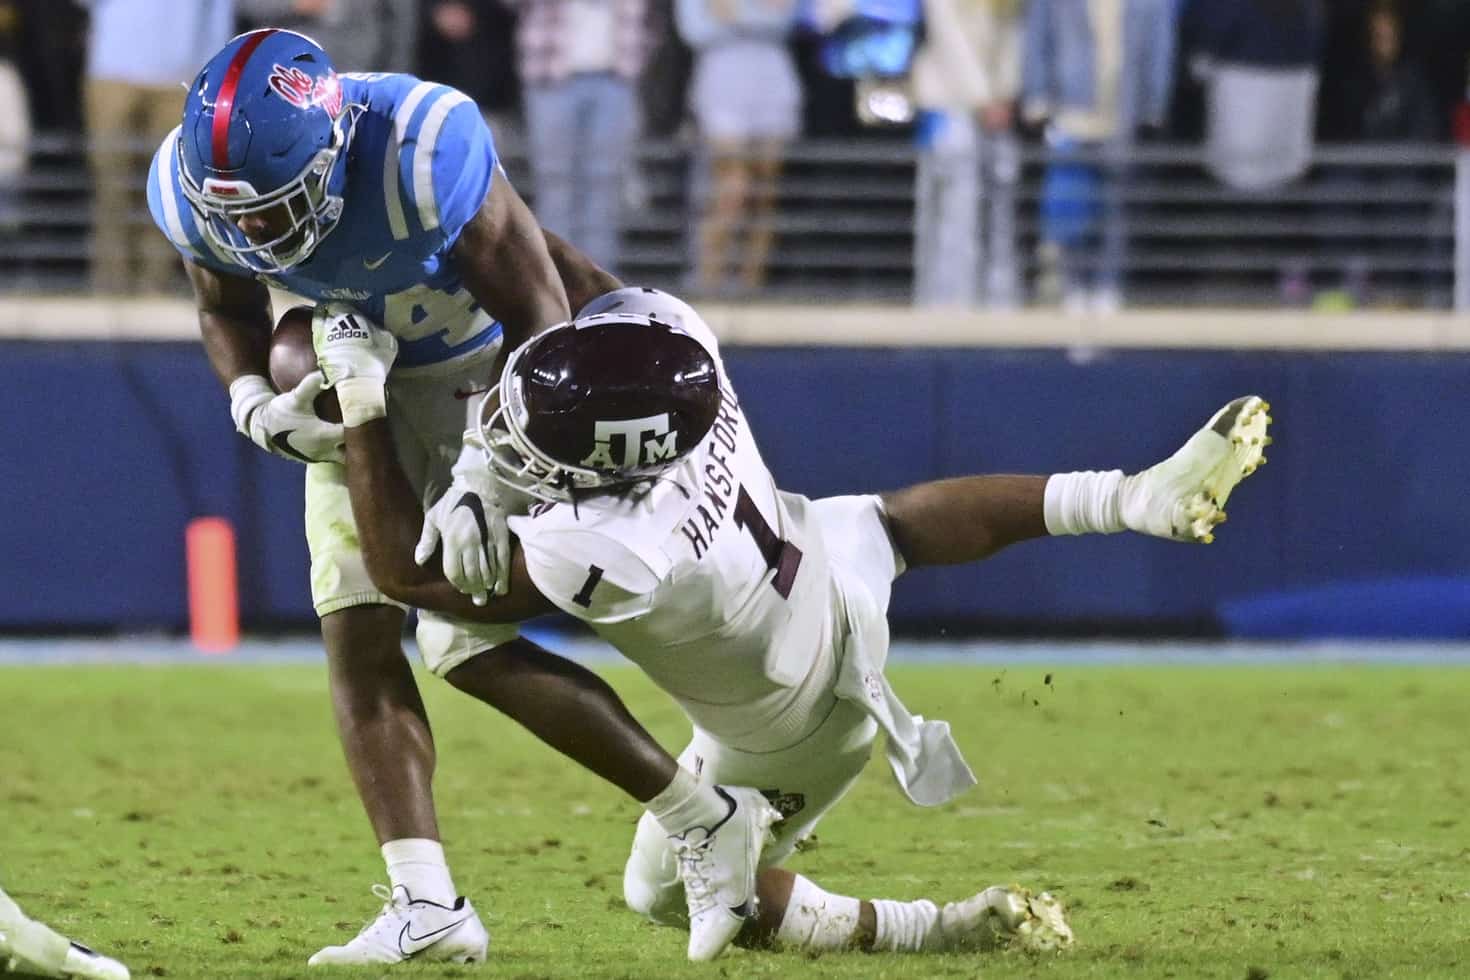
[3,659,1469,979]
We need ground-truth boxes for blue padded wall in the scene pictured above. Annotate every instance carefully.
[1,341,1465,637]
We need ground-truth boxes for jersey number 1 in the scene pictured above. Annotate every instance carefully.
[734,486,802,599]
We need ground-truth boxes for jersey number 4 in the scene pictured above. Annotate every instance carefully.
[734,485,802,599]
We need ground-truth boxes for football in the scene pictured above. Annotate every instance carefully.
[269,305,342,423]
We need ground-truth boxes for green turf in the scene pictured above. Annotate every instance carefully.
[3,661,1469,979]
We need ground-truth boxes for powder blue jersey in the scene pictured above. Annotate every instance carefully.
[148,73,502,371]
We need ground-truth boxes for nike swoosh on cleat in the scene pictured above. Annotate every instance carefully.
[667,788,738,843]
[270,430,316,463]
[398,917,472,956]
[363,252,392,270]
[707,786,739,834]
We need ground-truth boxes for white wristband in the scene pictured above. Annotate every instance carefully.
[335,377,388,427]
[228,374,274,436]
[1043,470,1126,536]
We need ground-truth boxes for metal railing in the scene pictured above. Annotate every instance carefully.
[1,134,1461,309]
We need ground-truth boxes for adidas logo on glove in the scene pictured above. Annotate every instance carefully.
[325,315,370,343]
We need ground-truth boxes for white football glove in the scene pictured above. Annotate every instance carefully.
[229,373,344,464]
[415,432,511,604]
[312,305,399,427]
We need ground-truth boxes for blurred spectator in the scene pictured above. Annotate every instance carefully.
[236,0,419,73]
[417,1,522,144]
[1420,0,1470,129]
[0,1,27,229]
[1338,2,1439,142]
[1182,0,1325,191]
[80,0,233,295]
[910,0,1023,309]
[15,1,87,132]
[640,0,693,138]
[678,0,803,293]
[792,19,860,138]
[1314,3,1442,308]
[503,0,652,275]
[1022,0,1175,313]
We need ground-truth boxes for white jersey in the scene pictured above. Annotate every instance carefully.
[507,340,839,751]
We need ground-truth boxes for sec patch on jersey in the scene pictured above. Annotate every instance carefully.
[270,305,342,423]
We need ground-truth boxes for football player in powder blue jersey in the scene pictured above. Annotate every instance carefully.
[146,29,745,967]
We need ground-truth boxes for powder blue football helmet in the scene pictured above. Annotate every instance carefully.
[176,29,360,273]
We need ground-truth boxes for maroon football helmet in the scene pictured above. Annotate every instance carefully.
[479,312,722,502]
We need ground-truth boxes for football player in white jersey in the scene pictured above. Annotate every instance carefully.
[0,884,128,979]
[316,288,1271,958]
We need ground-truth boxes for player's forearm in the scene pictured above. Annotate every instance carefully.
[881,475,1049,566]
[341,420,521,623]
[542,228,623,313]
[344,420,477,610]
[187,262,274,388]
[198,309,273,388]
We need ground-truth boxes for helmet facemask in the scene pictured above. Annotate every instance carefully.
[178,104,361,274]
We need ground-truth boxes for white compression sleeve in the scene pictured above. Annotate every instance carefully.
[1043,469,1126,536]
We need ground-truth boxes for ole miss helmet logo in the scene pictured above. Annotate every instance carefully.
[268,64,343,117]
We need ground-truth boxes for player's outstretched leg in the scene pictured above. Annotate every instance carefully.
[882,394,1274,567]
[742,868,1074,954]
[0,886,130,980]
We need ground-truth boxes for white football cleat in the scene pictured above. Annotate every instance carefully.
[0,888,130,980]
[1120,395,1272,544]
[935,885,1075,953]
[667,786,780,962]
[306,884,488,967]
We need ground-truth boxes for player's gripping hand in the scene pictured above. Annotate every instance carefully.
[229,372,345,464]
[312,305,399,427]
[415,432,511,604]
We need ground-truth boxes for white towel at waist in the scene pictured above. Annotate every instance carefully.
[830,567,977,807]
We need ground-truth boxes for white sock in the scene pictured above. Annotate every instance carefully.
[381,838,457,905]
[774,875,863,951]
[871,898,941,952]
[1043,470,1126,536]
[644,766,730,835]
